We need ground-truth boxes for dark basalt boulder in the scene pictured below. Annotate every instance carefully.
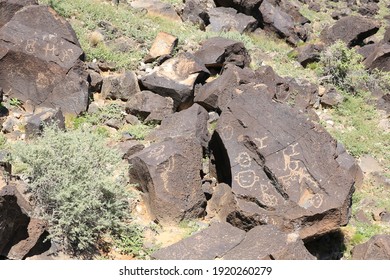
[352,235,390,260]
[210,89,355,240]
[0,4,89,115]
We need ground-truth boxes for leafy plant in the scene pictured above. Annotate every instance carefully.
[10,124,133,255]
[9,97,23,107]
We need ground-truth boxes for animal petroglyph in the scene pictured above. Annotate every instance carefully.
[255,136,268,150]
[221,125,234,140]
[148,145,166,161]
[234,169,259,189]
[279,143,318,191]
[235,152,252,168]
[60,48,74,62]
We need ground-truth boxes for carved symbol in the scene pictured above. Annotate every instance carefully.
[60,49,74,62]
[309,193,324,209]
[25,39,36,54]
[278,143,318,191]
[44,43,57,57]
[234,170,259,189]
[36,72,50,89]
[255,136,268,150]
[66,81,78,93]
[159,157,175,192]
[261,184,278,207]
[235,152,252,168]
[221,125,233,140]
[148,145,165,161]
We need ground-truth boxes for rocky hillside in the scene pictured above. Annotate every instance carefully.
[0,0,389,260]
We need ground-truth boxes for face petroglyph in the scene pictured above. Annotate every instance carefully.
[234,169,259,189]
[235,152,252,168]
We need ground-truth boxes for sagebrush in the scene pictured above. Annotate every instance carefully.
[10,125,132,254]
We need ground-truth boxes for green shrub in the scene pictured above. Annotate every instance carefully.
[10,124,132,255]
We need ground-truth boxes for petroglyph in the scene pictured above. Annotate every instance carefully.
[279,143,318,191]
[148,145,166,161]
[255,136,268,150]
[159,157,175,192]
[25,39,36,54]
[60,48,74,62]
[36,72,50,89]
[309,193,324,209]
[234,170,259,189]
[221,125,234,140]
[44,43,57,57]
[261,184,278,207]
[235,152,252,168]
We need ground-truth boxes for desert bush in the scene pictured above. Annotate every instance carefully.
[10,124,132,255]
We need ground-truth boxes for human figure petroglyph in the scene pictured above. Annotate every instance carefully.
[44,43,57,57]
[234,170,259,189]
[283,143,300,171]
[148,145,166,161]
[221,125,233,140]
[255,136,268,150]
[235,152,252,168]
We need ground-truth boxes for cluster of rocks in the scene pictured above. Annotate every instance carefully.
[1,0,389,260]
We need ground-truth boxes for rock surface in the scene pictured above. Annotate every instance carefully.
[352,235,390,260]
[0,4,89,115]
[210,89,355,240]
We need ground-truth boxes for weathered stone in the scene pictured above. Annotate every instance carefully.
[25,107,65,138]
[259,0,305,46]
[140,52,210,110]
[125,91,174,123]
[146,103,209,148]
[152,222,246,260]
[377,94,390,115]
[213,0,263,17]
[194,64,259,112]
[101,71,140,101]
[206,183,237,221]
[0,5,89,115]
[364,43,390,71]
[336,151,364,189]
[358,2,379,16]
[320,15,380,47]
[128,137,206,223]
[0,0,37,29]
[145,32,178,63]
[352,235,390,259]
[295,43,325,67]
[0,183,48,259]
[222,225,316,259]
[181,0,215,27]
[210,90,355,240]
[320,87,344,107]
[206,7,258,34]
[87,70,103,93]
[130,0,182,22]
[107,36,138,53]
[194,37,251,70]
[357,43,378,60]
[115,140,145,160]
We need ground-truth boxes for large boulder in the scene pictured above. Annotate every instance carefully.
[101,71,140,101]
[222,225,316,260]
[213,0,263,18]
[352,235,390,260]
[259,0,307,45]
[194,37,251,71]
[181,0,215,27]
[0,182,48,259]
[0,0,37,28]
[125,90,174,123]
[210,89,355,240]
[320,15,380,47]
[206,7,258,34]
[364,43,390,71]
[146,103,209,148]
[140,52,210,110]
[152,222,246,260]
[0,4,89,115]
[128,137,206,223]
[130,0,181,22]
